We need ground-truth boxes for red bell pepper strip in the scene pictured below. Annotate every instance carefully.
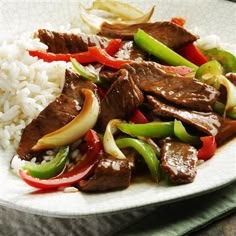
[88,46,132,69]
[178,43,208,66]
[129,109,148,124]
[104,39,122,55]
[197,136,217,160]
[28,39,122,63]
[19,129,103,189]
[170,17,186,27]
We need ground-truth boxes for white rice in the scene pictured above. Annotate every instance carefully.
[0,33,68,150]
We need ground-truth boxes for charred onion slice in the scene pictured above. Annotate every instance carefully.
[32,89,100,151]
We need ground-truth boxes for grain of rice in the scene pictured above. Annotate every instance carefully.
[62,187,79,193]
[46,150,55,156]
[30,157,37,163]
[71,149,80,160]
[43,155,54,161]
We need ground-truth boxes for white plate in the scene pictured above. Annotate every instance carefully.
[0,0,236,218]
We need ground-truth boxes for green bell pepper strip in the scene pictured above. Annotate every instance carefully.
[117,121,174,138]
[213,101,236,119]
[115,138,160,182]
[174,119,201,145]
[22,146,69,179]
[134,29,198,70]
[195,60,223,90]
[203,48,236,73]
[71,58,101,84]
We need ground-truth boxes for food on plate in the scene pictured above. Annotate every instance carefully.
[1,1,236,193]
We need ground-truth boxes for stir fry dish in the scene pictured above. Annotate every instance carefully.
[8,1,236,192]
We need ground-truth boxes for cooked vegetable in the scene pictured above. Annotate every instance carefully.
[103,119,126,159]
[32,89,100,151]
[22,146,69,179]
[104,38,123,55]
[203,48,236,73]
[28,38,122,63]
[71,58,101,84]
[80,1,154,33]
[88,46,132,69]
[174,120,200,145]
[19,129,102,189]
[178,43,208,66]
[213,101,236,119]
[227,107,236,119]
[197,136,217,160]
[116,138,160,182]
[134,29,198,70]
[219,76,236,112]
[195,60,223,89]
[28,50,93,63]
[129,109,148,124]
[170,17,186,27]
[91,0,145,20]
[117,121,174,138]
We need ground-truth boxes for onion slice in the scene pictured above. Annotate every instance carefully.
[91,0,145,20]
[219,75,236,112]
[80,2,155,33]
[32,89,100,151]
[80,4,107,33]
[103,119,126,159]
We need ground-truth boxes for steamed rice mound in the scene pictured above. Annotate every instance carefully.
[0,35,68,150]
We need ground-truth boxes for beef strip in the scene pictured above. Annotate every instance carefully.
[114,41,147,61]
[161,141,198,184]
[79,153,134,192]
[100,21,198,49]
[122,61,219,111]
[215,118,236,146]
[16,70,97,160]
[62,69,97,103]
[220,73,236,103]
[98,69,144,130]
[226,73,236,86]
[16,94,80,160]
[37,29,109,53]
[147,96,221,136]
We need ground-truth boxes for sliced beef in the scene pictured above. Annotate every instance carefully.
[147,96,221,136]
[100,21,198,49]
[16,94,80,160]
[160,141,198,184]
[37,29,109,53]
[226,73,236,86]
[99,68,119,83]
[79,154,134,192]
[215,118,236,146]
[220,73,236,103]
[16,70,97,160]
[114,41,147,61]
[122,61,219,111]
[121,61,164,83]
[98,69,144,130]
[62,69,97,103]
